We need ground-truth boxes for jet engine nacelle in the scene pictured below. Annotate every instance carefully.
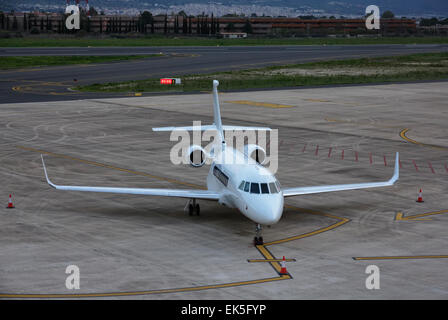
[187,145,208,167]
[244,144,267,165]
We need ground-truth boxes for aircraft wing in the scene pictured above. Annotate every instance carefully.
[282,153,399,197]
[41,156,220,200]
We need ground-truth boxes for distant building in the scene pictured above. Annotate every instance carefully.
[217,32,247,38]
[0,12,418,36]
[418,24,448,35]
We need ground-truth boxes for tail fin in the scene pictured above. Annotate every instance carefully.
[152,79,271,134]
[212,80,224,143]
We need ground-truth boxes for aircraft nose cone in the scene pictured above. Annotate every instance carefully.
[251,195,283,225]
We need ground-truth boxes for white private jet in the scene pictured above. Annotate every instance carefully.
[41,80,399,245]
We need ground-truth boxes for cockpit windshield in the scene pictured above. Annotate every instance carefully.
[238,180,280,194]
[250,182,260,194]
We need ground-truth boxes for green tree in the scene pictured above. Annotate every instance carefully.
[225,22,235,32]
[420,17,439,26]
[48,16,53,31]
[12,16,18,30]
[242,20,252,33]
[382,10,395,19]
[140,11,152,24]
[0,12,5,29]
[139,11,152,33]
[88,6,98,16]
[182,14,188,33]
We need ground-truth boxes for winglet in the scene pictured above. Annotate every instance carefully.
[389,152,399,184]
[41,155,57,189]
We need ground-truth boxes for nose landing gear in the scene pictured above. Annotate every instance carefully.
[254,223,263,246]
[186,199,200,216]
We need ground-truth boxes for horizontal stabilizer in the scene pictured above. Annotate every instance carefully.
[153,125,271,132]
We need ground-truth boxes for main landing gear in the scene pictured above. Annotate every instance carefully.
[254,223,263,246]
[187,199,200,216]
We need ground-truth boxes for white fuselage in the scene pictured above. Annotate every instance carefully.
[206,145,284,225]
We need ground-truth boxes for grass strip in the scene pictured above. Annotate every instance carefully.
[76,52,448,93]
[1,36,448,47]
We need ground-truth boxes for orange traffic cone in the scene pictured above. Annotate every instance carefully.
[416,189,424,203]
[6,194,14,209]
[279,256,288,275]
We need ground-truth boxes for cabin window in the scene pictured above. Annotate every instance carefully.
[260,183,269,194]
[269,182,278,193]
[213,165,229,187]
[250,183,260,194]
[238,181,245,190]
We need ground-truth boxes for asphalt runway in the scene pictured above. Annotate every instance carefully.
[0,81,447,299]
[1,44,448,104]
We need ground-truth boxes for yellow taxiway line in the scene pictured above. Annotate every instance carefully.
[395,209,448,221]
[325,118,400,129]
[399,128,447,151]
[225,100,295,109]
[305,98,335,103]
[248,259,296,263]
[353,255,448,261]
[264,205,350,247]
[1,145,351,298]
[0,276,290,299]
